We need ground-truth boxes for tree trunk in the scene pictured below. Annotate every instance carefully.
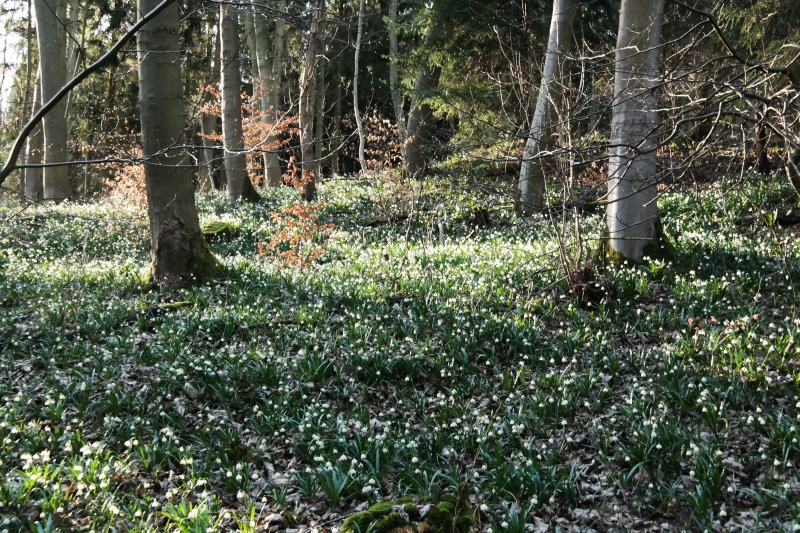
[137,0,218,286]
[299,0,324,201]
[388,0,406,155]
[252,3,283,187]
[199,18,219,190]
[754,122,771,174]
[605,0,666,262]
[273,0,286,121]
[518,0,577,215]
[220,3,261,204]
[64,0,81,144]
[330,53,343,176]
[20,0,35,197]
[353,0,366,172]
[25,72,44,200]
[314,55,326,181]
[33,0,70,200]
[404,60,440,180]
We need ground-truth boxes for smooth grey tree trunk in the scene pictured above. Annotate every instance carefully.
[518,0,577,215]
[606,0,665,261]
[272,0,286,122]
[137,0,218,285]
[33,0,70,200]
[299,0,324,201]
[252,3,283,187]
[20,0,35,197]
[353,0,366,172]
[25,72,44,200]
[220,3,260,203]
[64,0,81,145]
[199,18,219,190]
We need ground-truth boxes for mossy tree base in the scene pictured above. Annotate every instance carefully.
[598,216,675,267]
[341,494,474,533]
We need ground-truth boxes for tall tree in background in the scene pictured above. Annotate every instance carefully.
[352,0,366,172]
[518,0,577,215]
[33,0,70,199]
[137,0,218,285]
[299,0,325,201]
[605,0,666,261]
[220,2,261,203]
[404,19,441,180]
[387,0,406,157]
[24,71,43,200]
[251,2,283,187]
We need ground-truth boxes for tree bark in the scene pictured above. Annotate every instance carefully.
[605,0,666,262]
[25,72,44,200]
[138,0,218,285]
[20,0,35,197]
[220,3,261,203]
[299,0,325,201]
[33,0,70,200]
[314,54,326,181]
[388,0,406,155]
[252,3,283,187]
[64,0,81,144]
[353,0,366,172]
[518,0,577,215]
[404,60,440,180]
[199,18,219,190]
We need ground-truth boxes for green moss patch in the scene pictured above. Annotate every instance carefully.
[341,494,474,533]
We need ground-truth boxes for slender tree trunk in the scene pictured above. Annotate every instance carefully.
[299,0,324,201]
[605,0,666,262]
[388,0,406,155]
[137,0,218,285]
[33,0,70,200]
[353,0,366,172]
[518,0,577,215]
[220,3,261,203]
[64,0,80,141]
[330,53,343,176]
[20,0,35,197]
[199,18,219,190]
[314,56,326,180]
[25,72,44,200]
[273,0,286,121]
[243,13,260,83]
[252,3,283,187]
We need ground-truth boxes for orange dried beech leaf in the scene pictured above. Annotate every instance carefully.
[259,202,335,269]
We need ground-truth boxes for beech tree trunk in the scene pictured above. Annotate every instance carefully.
[199,19,219,190]
[33,0,70,200]
[518,0,577,215]
[606,0,666,262]
[353,0,366,172]
[137,0,218,285]
[220,3,260,203]
[64,0,81,142]
[299,0,325,201]
[25,72,44,200]
[252,3,283,187]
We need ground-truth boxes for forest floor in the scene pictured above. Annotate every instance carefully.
[1,173,800,532]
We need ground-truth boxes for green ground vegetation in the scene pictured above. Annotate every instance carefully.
[1,174,800,531]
